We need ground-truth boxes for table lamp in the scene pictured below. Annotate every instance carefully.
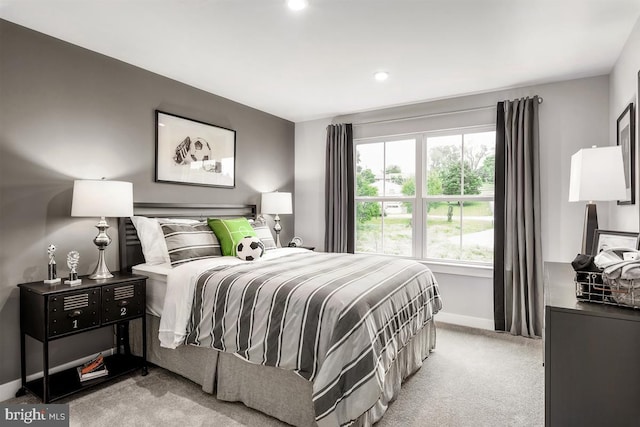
[71,179,134,279]
[261,191,292,248]
[569,146,627,254]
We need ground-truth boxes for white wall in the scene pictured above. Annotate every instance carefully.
[609,17,640,233]
[294,118,332,250]
[294,75,611,329]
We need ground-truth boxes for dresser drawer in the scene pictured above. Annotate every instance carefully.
[48,289,100,338]
[101,281,145,324]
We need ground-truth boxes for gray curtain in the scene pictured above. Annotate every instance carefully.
[494,97,543,338]
[325,123,354,253]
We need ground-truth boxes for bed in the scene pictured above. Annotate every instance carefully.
[119,203,442,426]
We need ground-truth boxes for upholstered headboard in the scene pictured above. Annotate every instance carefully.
[118,202,257,272]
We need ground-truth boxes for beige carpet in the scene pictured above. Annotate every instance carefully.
[6,322,544,426]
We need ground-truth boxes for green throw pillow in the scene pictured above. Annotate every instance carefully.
[208,217,257,256]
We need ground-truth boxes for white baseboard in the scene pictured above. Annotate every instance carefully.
[436,311,494,331]
[0,348,114,403]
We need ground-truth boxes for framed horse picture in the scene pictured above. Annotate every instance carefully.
[155,110,236,188]
[616,102,635,205]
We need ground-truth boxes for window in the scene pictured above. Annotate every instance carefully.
[356,139,415,257]
[354,127,495,264]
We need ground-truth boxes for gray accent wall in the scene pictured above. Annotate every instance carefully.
[0,20,294,386]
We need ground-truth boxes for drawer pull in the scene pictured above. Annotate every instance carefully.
[68,310,83,318]
[117,300,129,307]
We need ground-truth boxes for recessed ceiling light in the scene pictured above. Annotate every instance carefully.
[374,71,389,82]
[287,0,308,11]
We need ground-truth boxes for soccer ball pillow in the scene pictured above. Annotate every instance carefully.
[236,236,265,261]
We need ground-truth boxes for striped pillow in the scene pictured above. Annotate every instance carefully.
[161,222,222,266]
[250,219,276,250]
[131,217,203,265]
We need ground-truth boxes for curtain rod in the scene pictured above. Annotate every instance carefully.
[352,96,543,127]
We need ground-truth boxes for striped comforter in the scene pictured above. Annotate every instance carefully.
[185,251,441,426]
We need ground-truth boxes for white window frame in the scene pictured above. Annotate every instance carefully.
[354,124,495,267]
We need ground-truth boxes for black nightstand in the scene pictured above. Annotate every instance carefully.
[16,272,148,403]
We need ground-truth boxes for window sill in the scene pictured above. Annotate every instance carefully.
[420,260,493,278]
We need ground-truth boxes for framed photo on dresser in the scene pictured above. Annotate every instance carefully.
[591,229,640,255]
[155,110,236,188]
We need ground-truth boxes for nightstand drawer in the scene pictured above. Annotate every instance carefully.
[101,281,145,324]
[48,289,100,337]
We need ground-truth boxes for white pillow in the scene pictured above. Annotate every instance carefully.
[130,216,202,265]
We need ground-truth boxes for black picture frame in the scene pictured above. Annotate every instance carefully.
[155,110,236,188]
[616,102,635,205]
[591,229,640,255]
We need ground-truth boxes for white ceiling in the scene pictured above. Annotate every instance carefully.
[1,0,639,122]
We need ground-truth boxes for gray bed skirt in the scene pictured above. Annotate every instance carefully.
[131,315,436,426]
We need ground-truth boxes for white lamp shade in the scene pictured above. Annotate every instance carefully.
[568,146,627,202]
[261,192,292,214]
[71,180,134,217]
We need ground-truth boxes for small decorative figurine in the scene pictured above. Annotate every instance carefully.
[64,250,82,286]
[44,244,61,284]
